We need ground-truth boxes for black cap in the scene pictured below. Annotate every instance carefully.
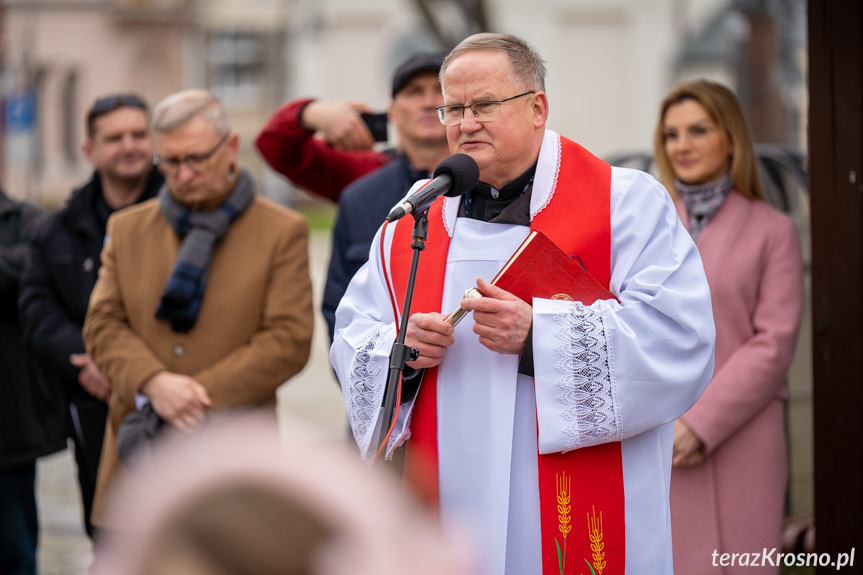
[391,52,445,98]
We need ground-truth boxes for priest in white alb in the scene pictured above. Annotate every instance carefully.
[331,33,716,575]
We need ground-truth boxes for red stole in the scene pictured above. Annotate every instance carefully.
[389,136,625,574]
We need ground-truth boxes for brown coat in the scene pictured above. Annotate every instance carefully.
[83,192,314,525]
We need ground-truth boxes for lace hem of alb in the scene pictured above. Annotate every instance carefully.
[346,326,392,445]
[552,301,622,449]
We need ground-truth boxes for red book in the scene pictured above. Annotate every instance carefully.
[446,230,615,325]
[491,229,616,305]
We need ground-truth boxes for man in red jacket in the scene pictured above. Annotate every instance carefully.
[256,53,449,203]
[256,96,389,203]
[256,53,450,342]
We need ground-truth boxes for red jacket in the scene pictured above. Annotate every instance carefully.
[255,98,392,202]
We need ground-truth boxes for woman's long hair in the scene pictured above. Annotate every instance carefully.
[654,79,765,201]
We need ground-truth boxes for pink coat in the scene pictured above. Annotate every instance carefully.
[670,190,803,574]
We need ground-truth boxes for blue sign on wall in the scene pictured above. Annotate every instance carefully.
[4,90,37,133]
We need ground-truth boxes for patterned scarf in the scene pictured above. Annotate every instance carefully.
[156,169,255,333]
[676,174,731,241]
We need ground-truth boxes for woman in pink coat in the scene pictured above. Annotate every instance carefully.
[654,79,804,573]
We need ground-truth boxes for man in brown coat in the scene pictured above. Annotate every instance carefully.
[83,89,314,527]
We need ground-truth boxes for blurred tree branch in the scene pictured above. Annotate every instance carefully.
[412,0,491,52]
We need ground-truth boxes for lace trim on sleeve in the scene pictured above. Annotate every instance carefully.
[553,301,622,449]
[531,132,561,218]
[346,325,392,445]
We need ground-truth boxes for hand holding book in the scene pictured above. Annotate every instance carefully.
[445,230,616,327]
[454,277,535,355]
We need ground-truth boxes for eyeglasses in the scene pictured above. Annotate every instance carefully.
[435,91,535,126]
[155,133,230,176]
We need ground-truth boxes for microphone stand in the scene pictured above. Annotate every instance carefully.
[376,209,428,459]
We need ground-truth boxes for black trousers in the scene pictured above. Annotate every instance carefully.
[69,398,108,539]
[0,462,38,575]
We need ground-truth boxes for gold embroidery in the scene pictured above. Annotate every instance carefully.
[557,473,572,538]
[555,473,572,574]
[587,506,606,574]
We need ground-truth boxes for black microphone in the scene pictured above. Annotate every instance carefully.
[386,153,480,222]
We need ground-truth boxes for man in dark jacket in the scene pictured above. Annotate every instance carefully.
[18,94,163,539]
[0,189,66,575]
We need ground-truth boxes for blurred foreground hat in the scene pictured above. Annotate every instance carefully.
[92,415,478,575]
[392,52,445,97]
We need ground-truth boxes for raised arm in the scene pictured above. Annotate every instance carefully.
[255,98,391,202]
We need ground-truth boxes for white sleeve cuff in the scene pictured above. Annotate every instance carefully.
[533,298,622,454]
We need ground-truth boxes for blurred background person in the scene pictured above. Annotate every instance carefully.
[322,52,447,343]
[83,89,314,531]
[654,79,804,574]
[91,415,478,575]
[257,52,449,342]
[0,188,66,575]
[18,94,163,540]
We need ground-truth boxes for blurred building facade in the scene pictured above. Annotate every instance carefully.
[0,0,289,206]
[0,0,807,201]
[1,0,198,204]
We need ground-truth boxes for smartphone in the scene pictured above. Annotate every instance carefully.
[360,112,389,142]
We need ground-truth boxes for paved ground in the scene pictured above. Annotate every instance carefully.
[35,230,346,573]
[36,450,93,575]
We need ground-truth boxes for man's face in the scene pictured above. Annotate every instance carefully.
[84,107,153,184]
[389,71,446,146]
[442,50,548,189]
[155,114,238,205]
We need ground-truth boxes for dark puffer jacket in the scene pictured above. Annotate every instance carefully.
[18,167,163,396]
[0,189,66,465]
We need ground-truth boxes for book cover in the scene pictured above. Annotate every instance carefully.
[490,229,616,306]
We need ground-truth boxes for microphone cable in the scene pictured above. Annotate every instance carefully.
[373,218,404,466]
